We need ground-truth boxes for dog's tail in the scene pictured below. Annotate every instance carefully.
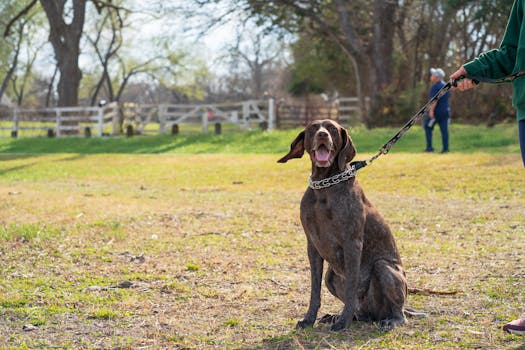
[403,287,458,319]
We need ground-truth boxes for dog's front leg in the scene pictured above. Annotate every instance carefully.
[331,238,362,332]
[297,239,324,329]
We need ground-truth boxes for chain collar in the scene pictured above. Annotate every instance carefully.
[308,165,357,190]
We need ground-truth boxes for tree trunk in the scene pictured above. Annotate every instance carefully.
[56,51,82,107]
[40,0,86,134]
[348,54,368,128]
[366,0,398,127]
[0,22,25,102]
[40,0,86,107]
[253,63,263,99]
[0,51,18,103]
[45,66,58,107]
[91,69,112,106]
[332,0,369,125]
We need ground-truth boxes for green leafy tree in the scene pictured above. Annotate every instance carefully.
[214,0,398,127]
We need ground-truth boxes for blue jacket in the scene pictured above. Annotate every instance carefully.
[430,80,450,118]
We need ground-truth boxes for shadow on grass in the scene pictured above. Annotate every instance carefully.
[252,322,385,349]
[0,123,519,155]
[0,162,40,175]
[51,154,86,162]
[0,132,285,155]
[0,154,86,175]
[0,153,44,175]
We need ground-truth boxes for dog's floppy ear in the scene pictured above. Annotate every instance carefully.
[277,130,305,163]
[337,127,356,171]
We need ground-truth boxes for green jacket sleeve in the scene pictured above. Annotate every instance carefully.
[464,0,522,79]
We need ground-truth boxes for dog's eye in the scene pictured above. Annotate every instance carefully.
[308,124,321,134]
[326,124,337,133]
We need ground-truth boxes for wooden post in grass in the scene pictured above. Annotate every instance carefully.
[242,102,249,129]
[55,109,61,137]
[97,106,104,136]
[171,124,179,135]
[159,104,167,134]
[202,112,208,133]
[47,128,55,138]
[215,122,222,135]
[12,109,18,137]
[126,124,133,137]
[268,98,275,130]
[84,127,91,138]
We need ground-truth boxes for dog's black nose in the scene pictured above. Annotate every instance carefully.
[317,130,328,138]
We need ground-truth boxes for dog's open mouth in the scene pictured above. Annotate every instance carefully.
[313,144,334,166]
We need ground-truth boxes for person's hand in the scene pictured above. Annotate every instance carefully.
[450,66,476,91]
[429,110,435,119]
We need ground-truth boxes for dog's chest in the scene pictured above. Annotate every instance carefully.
[300,190,357,256]
[301,189,355,221]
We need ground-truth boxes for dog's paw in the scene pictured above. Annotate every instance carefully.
[296,319,314,329]
[378,317,406,332]
[330,318,350,332]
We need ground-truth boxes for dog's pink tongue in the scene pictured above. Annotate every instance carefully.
[316,148,330,162]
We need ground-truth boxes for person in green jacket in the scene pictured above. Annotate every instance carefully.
[451,0,525,169]
[450,0,525,336]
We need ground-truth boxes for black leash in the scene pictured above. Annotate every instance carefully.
[466,69,525,84]
[350,69,525,171]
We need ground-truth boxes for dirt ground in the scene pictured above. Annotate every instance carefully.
[0,153,524,349]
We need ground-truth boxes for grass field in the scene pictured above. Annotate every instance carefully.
[0,124,524,349]
[0,123,520,155]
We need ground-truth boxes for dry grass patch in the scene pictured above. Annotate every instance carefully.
[0,153,524,349]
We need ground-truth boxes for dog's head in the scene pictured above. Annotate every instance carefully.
[278,119,356,171]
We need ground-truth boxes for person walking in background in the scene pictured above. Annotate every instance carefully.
[424,68,450,153]
[450,0,525,336]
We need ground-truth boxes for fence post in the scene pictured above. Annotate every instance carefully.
[268,98,275,131]
[97,106,103,136]
[158,104,166,134]
[126,124,133,137]
[202,111,208,133]
[242,102,249,129]
[12,109,18,137]
[231,111,238,123]
[56,109,61,137]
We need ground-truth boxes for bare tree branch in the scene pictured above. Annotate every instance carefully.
[3,0,38,37]
[0,21,26,100]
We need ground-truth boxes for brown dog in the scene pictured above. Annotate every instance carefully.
[278,119,408,332]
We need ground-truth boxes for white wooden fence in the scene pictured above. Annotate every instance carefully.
[0,96,367,137]
[125,99,275,135]
[19,105,112,137]
[0,99,276,137]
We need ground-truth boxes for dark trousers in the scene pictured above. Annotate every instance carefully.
[424,113,449,152]
[519,119,525,166]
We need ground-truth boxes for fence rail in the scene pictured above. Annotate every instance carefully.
[5,105,114,138]
[0,96,364,137]
[275,97,365,127]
